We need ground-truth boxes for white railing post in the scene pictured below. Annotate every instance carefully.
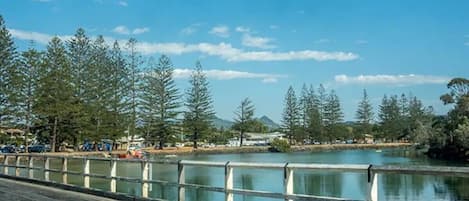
[284,163,294,201]
[3,155,8,175]
[110,159,117,193]
[367,165,378,201]
[83,158,90,188]
[28,156,34,179]
[62,157,68,184]
[225,162,233,201]
[15,156,21,177]
[141,160,149,198]
[44,157,50,181]
[178,160,185,201]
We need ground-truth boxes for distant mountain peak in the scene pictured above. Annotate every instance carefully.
[257,115,280,129]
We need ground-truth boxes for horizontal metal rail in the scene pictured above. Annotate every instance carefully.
[0,154,468,201]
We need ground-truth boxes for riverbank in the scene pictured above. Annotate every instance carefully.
[144,142,412,155]
[3,143,410,157]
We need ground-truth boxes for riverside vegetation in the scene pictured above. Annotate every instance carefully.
[0,15,467,160]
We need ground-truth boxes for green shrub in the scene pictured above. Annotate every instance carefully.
[269,138,291,152]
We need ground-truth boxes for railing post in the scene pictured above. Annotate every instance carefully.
[141,160,149,198]
[44,157,50,181]
[3,155,8,175]
[15,156,21,177]
[284,163,293,201]
[225,161,233,201]
[178,160,185,201]
[62,157,68,184]
[28,156,34,179]
[83,158,90,188]
[367,165,378,201]
[110,159,117,193]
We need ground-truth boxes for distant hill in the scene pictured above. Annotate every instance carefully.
[257,115,280,129]
[211,115,280,130]
[212,116,234,129]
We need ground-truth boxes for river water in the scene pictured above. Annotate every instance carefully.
[16,148,469,201]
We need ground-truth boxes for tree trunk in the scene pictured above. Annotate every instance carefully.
[51,117,58,152]
[159,140,164,150]
[193,132,198,149]
[240,131,244,147]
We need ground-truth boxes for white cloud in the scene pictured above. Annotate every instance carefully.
[112,26,149,35]
[10,28,359,62]
[173,68,284,83]
[209,25,229,38]
[269,25,279,30]
[131,41,358,62]
[235,26,250,33]
[314,39,330,44]
[180,23,201,35]
[242,34,275,49]
[262,77,278,83]
[132,27,150,34]
[112,25,130,35]
[8,29,72,44]
[118,1,128,6]
[334,74,450,86]
[355,40,368,45]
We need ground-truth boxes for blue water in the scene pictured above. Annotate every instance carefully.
[142,149,468,201]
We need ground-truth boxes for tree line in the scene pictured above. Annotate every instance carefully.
[1,15,466,159]
[0,16,215,150]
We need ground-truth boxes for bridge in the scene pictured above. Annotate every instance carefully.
[0,153,468,201]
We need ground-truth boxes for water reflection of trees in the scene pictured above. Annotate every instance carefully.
[186,167,211,201]
[240,174,253,201]
[302,173,343,198]
[434,176,469,201]
[381,174,425,199]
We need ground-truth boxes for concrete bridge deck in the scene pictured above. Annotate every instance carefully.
[0,177,116,201]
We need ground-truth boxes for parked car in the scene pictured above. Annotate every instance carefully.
[28,144,49,153]
[0,145,16,153]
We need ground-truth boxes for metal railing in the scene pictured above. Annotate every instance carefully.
[0,153,468,201]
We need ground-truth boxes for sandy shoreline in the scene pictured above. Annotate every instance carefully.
[2,143,412,157]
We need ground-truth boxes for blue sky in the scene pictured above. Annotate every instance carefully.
[1,0,469,123]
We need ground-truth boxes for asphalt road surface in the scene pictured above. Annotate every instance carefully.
[0,177,116,201]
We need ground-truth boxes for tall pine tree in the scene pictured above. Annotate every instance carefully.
[232,98,255,146]
[0,15,18,126]
[34,37,74,152]
[183,61,215,148]
[141,55,180,149]
[282,86,299,144]
[356,89,374,135]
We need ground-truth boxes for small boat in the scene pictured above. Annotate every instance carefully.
[375,149,382,153]
[164,154,177,158]
[119,149,144,159]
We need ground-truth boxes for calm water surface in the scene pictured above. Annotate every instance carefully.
[16,148,469,201]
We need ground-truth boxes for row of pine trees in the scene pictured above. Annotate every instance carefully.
[1,15,435,151]
[0,16,214,150]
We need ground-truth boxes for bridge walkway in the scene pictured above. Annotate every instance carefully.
[0,177,116,201]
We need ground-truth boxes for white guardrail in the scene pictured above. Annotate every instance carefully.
[0,153,468,201]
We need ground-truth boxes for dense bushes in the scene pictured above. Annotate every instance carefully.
[269,138,291,152]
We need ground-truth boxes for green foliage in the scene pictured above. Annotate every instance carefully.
[141,55,180,149]
[282,86,299,144]
[269,138,291,152]
[183,61,215,148]
[323,90,344,141]
[232,98,255,146]
[356,89,373,135]
[0,15,18,126]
